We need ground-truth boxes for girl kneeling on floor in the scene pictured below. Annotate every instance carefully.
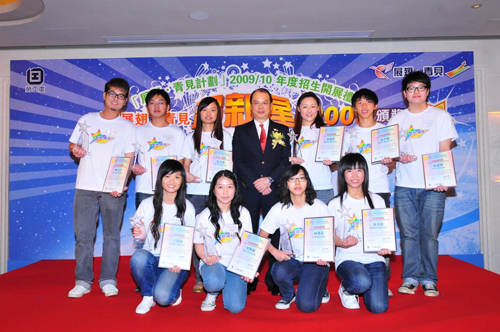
[259,164,331,313]
[194,170,254,313]
[328,153,391,313]
[130,160,196,314]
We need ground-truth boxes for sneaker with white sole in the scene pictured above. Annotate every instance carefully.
[322,289,330,304]
[398,282,417,294]
[172,290,182,306]
[338,285,360,309]
[388,289,394,297]
[275,295,296,309]
[422,284,439,297]
[68,285,90,298]
[102,284,119,297]
[201,293,217,311]
[136,296,155,314]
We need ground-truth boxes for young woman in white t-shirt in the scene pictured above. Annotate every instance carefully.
[290,92,334,203]
[182,97,232,293]
[130,160,196,315]
[193,170,253,313]
[328,153,391,313]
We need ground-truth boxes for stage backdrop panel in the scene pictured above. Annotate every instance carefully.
[9,52,478,261]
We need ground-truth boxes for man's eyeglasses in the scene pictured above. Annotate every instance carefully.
[406,85,427,93]
[106,90,127,100]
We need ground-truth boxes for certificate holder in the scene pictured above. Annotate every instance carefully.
[303,216,335,262]
[315,126,345,162]
[371,124,400,164]
[150,156,177,190]
[102,156,132,193]
[361,208,397,253]
[422,150,458,190]
[206,148,233,183]
[158,224,195,271]
[227,232,270,279]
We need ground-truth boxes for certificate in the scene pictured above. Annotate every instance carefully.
[206,148,233,182]
[303,216,335,262]
[227,231,270,279]
[102,157,132,193]
[371,124,400,164]
[158,224,194,271]
[422,150,457,190]
[362,208,397,252]
[151,156,177,190]
[315,126,345,162]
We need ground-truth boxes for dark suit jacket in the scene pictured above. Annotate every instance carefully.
[233,119,291,198]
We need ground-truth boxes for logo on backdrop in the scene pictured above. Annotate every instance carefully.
[25,67,45,93]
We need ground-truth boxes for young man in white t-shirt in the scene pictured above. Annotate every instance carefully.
[68,78,136,298]
[382,71,457,297]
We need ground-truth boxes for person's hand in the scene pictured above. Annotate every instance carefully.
[380,157,393,165]
[186,171,201,183]
[242,272,260,283]
[110,188,125,197]
[132,220,146,241]
[261,187,272,195]
[203,255,220,266]
[290,157,305,165]
[433,184,448,192]
[316,259,329,266]
[169,266,181,273]
[132,164,146,175]
[341,236,358,249]
[399,154,417,164]
[71,146,87,159]
[272,250,293,262]
[377,248,392,256]
[322,159,333,166]
[253,177,271,193]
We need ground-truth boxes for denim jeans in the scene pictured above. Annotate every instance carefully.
[336,261,388,314]
[130,249,189,306]
[394,186,446,286]
[187,194,208,283]
[271,258,329,313]
[135,192,153,209]
[201,263,247,313]
[73,189,126,288]
[316,189,334,205]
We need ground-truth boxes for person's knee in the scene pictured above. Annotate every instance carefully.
[202,276,224,292]
[296,298,319,313]
[153,289,175,306]
[366,300,388,314]
[225,302,245,314]
[130,249,148,268]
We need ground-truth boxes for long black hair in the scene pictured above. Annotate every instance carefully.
[293,92,326,156]
[206,170,244,243]
[278,164,317,208]
[193,97,224,154]
[151,159,187,249]
[336,153,374,209]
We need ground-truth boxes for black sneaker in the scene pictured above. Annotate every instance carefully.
[398,282,417,294]
[275,295,296,309]
[422,284,439,297]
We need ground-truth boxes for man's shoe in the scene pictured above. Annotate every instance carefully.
[102,284,119,297]
[201,293,217,311]
[68,285,90,298]
[322,289,331,303]
[338,285,360,309]
[192,281,204,293]
[398,282,417,294]
[388,289,394,297]
[422,284,440,297]
[275,295,296,310]
[136,296,155,314]
[172,290,182,306]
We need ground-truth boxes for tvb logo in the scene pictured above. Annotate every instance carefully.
[27,67,44,85]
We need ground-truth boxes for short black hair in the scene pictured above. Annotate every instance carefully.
[145,88,171,106]
[250,88,273,103]
[351,88,379,107]
[104,78,130,98]
[402,71,431,92]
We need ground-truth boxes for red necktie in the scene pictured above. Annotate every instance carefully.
[260,124,266,153]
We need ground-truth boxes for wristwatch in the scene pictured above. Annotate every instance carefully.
[268,177,274,184]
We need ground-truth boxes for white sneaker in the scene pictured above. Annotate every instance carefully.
[338,285,360,309]
[102,284,119,297]
[172,290,182,306]
[322,289,331,304]
[136,296,155,314]
[201,293,217,312]
[275,295,296,309]
[68,285,90,298]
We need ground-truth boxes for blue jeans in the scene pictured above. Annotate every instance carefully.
[394,186,446,286]
[130,250,188,306]
[73,189,126,288]
[336,261,388,314]
[271,258,329,313]
[201,263,247,313]
[187,194,208,283]
[316,189,334,205]
[135,192,153,209]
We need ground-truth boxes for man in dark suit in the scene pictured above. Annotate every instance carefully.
[232,88,291,294]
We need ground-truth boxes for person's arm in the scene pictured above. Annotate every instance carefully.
[258,229,293,262]
[69,143,87,158]
[182,158,201,183]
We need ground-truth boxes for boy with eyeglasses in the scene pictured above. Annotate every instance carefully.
[382,71,457,297]
[68,78,136,298]
[131,89,186,209]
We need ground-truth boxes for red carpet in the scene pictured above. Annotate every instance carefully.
[2,255,499,331]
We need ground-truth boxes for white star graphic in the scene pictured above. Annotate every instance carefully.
[287,130,298,143]
[318,74,323,79]
[273,63,280,69]
[466,169,476,176]
[348,127,359,140]
[337,205,352,220]
[202,62,209,70]
[457,191,464,199]
[262,58,272,68]
[78,120,90,133]
[457,139,467,148]
[196,225,209,238]
[283,61,292,68]
[242,63,249,70]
